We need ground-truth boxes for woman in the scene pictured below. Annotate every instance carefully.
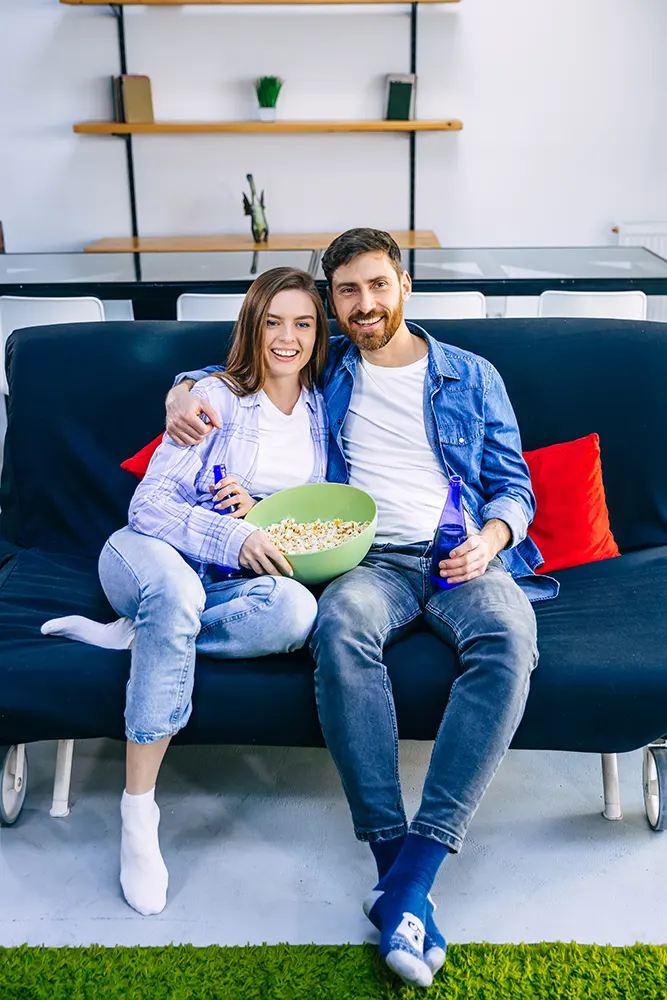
[42,267,330,916]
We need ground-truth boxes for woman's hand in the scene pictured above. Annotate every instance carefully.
[166,382,221,446]
[239,530,293,577]
[210,474,256,519]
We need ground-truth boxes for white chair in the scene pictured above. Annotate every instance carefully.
[403,291,486,320]
[176,293,246,322]
[0,295,105,395]
[537,290,648,321]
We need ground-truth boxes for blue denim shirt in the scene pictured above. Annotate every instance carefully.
[322,325,558,602]
[181,324,558,601]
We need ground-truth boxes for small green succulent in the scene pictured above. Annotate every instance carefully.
[255,76,283,108]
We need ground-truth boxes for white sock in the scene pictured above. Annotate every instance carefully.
[120,787,168,916]
[41,615,135,650]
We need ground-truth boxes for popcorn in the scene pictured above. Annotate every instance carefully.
[263,517,371,555]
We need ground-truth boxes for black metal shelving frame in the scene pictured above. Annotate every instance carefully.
[98,0,431,276]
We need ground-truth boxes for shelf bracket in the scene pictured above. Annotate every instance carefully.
[109,2,141,279]
[408,2,418,234]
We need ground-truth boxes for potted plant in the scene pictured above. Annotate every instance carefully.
[255,76,283,122]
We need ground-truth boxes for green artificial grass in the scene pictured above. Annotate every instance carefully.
[1,942,666,1000]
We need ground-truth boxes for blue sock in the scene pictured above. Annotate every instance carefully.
[369,837,404,880]
[367,835,448,976]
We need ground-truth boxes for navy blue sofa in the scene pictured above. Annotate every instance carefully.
[2,318,667,825]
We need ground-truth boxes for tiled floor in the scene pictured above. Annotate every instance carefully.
[0,738,663,948]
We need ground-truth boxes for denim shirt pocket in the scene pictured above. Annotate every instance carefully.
[436,419,485,481]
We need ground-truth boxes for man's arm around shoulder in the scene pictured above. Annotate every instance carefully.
[166,366,224,446]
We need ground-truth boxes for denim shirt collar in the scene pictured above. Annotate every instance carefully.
[339,322,461,383]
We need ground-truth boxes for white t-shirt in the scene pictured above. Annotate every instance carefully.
[251,389,315,497]
[341,355,479,544]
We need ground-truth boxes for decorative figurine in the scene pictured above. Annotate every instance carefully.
[243,173,269,245]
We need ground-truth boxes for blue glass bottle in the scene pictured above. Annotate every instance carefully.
[429,475,467,591]
[211,463,244,581]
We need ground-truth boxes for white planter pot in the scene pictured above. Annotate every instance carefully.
[258,107,277,123]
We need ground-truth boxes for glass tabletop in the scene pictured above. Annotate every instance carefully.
[0,253,137,284]
[2,246,666,291]
[312,245,667,281]
[399,246,667,282]
[138,250,314,282]
[0,249,314,285]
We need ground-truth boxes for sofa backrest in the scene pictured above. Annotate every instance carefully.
[2,317,667,559]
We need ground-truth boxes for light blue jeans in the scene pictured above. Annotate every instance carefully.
[99,526,318,744]
[310,543,538,853]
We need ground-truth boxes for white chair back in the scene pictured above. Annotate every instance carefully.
[537,290,648,321]
[176,293,246,322]
[0,295,105,395]
[403,291,486,320]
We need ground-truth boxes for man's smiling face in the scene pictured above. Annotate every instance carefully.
[329,251,412,352]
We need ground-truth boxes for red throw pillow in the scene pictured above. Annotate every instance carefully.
[523,432,620,574]
[120,433,163,479]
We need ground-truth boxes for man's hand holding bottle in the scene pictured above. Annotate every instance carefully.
[438,520,511,585]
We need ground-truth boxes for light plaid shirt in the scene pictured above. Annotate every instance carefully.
[129,376,328,574]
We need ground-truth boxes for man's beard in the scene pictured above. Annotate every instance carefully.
[337,298,404,352]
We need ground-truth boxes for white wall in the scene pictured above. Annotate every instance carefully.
[1,0,666,252]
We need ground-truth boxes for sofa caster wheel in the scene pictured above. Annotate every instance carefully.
[643,743,667,831]
[0,744,28,825]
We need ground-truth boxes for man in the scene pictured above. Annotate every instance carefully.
[166,229,558,988]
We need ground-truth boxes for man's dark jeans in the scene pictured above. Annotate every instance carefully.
[310,544,538,852]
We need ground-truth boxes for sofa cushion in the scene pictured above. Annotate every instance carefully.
[1,539,666,754]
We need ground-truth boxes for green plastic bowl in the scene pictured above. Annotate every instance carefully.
[245,483,378,584]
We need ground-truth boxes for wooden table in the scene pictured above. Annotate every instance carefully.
[84,231,442,253]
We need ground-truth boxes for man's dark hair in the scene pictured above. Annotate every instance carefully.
[321,228,404,286]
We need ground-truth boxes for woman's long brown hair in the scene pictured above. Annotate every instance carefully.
[214,267,329,396]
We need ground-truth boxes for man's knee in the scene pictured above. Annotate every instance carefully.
[427,575,537,681]
[475,600,539,694]
[311,572,381,653]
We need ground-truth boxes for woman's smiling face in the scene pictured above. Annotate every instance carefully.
[263,288,318,380]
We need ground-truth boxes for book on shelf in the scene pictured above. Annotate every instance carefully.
[110,75,154,124]
[121,75,154,123]
[384,74,417,121]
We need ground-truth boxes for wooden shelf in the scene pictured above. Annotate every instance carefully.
[84,230,441,252]
[74,119,462,135]
[63,0,460,6]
